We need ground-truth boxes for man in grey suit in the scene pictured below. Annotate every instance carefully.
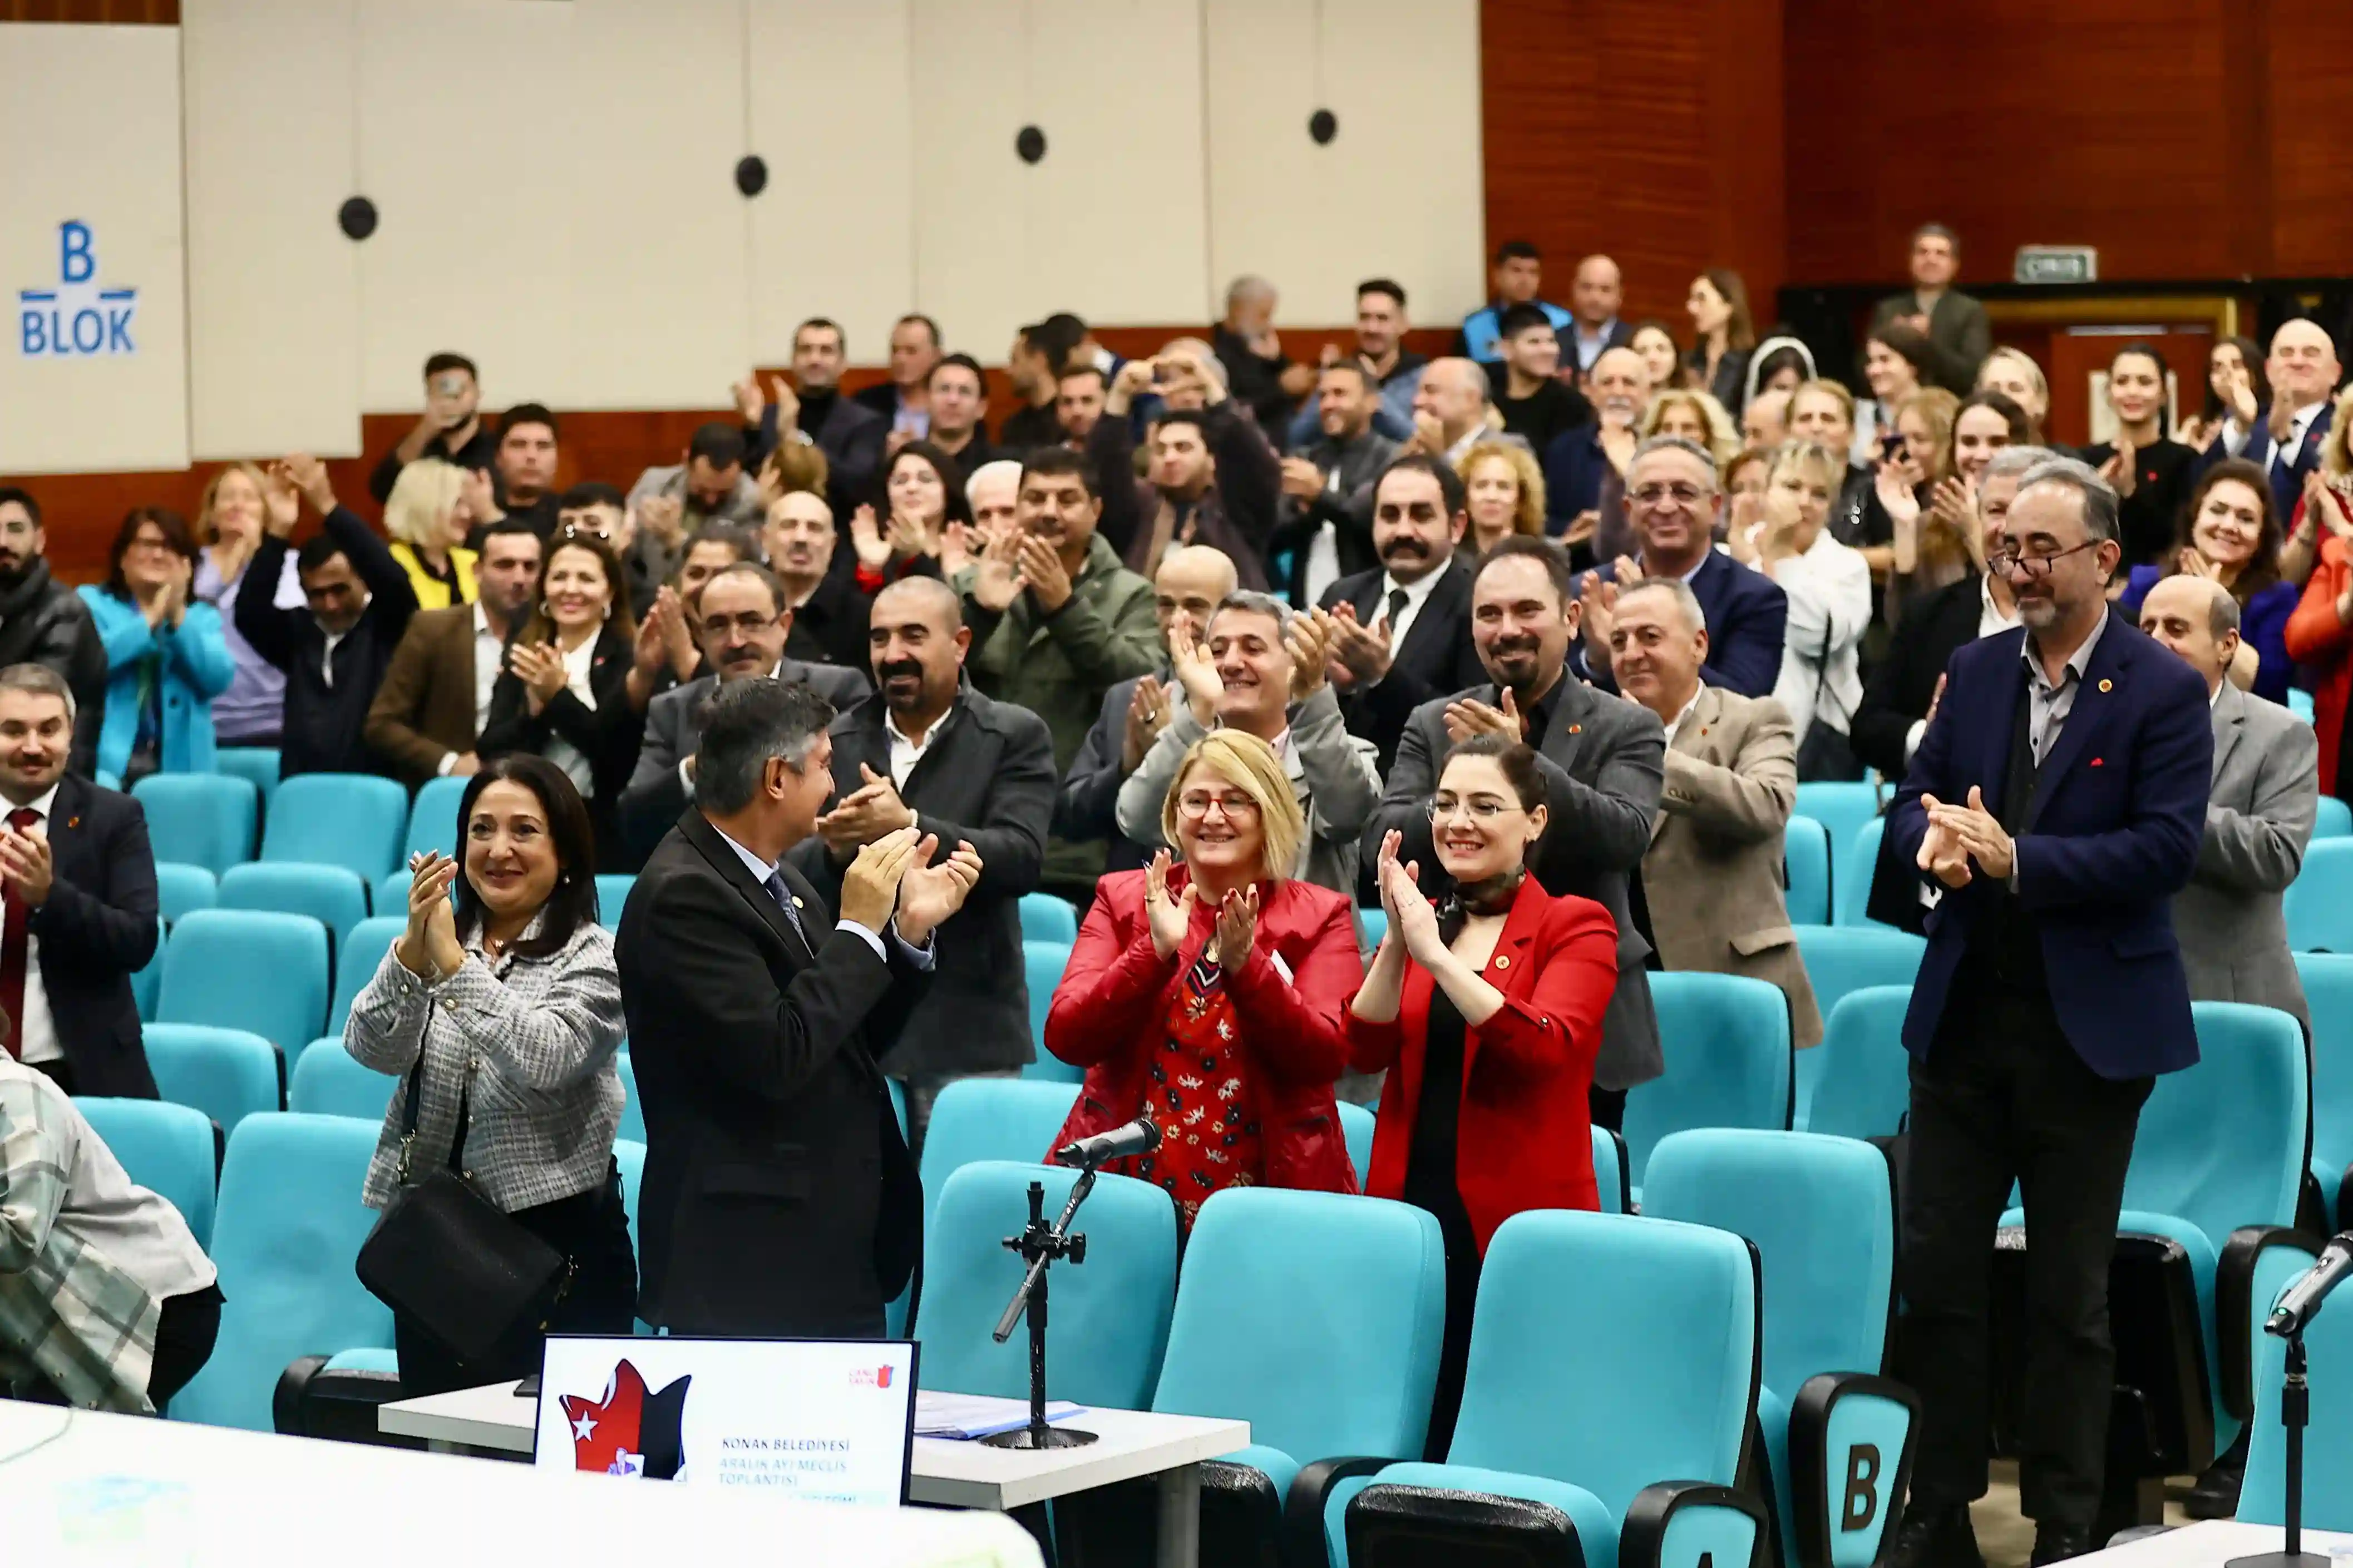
[2138,576,2317,1029]
[1365,533,1666,1129]
[620,562,867,862]
[1868,224,1992,394]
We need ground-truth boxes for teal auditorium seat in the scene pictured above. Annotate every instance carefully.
[172,1114,392,1431]
[1330,1209,1764,1568]
[1793,924,1924,1118]
[76,1096,219,1250]
[1062,1188,1444,1567]
[288,1037,397,1122]
[401,774,470,863]
[913,1161,1176,1408]
[1621,972,1791,1193]
[1645,1130,1916,1568]
[615,1052,644,1143]
[218,862,369,948]
[2238,1240,2353,1531]
[1359,907,1388,950]
[1783,814,1832,927]
[213,747,281,813]
[1339,1101,1375,1186]
[917,1080,1082,1229]
[154,862,218,925]
[131,917,164,1021]
[1995,1001,2308,1530]
[2300,954,2353,1223]
[132,773,258,873]
[1022,941,1083,1081]
[260,773,408,884]
[1592,1126,1629,1215]
[2287,687,2317,724]
[1834,818,1891,926]
[2316,795,2351,840]
[2288,840,2353,952]
[595,874,635,923]
[1795,985,1915,1139]
[329,916,406,1033]
[142,1023,282,1132]
[1795,781,1880,875]
[157,909,328,1053]
[1018,891,1078,946]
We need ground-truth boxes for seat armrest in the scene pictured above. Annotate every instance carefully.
[2217,1225,2324,1421]
[1787,1372,1920,1568]
[1620,1481,1768,1568]
[1284,1457,1392,1568]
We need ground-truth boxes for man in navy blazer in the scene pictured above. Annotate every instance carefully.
[2193,318,2340,522]
[1541,345,1645,533]
[1883,458,2211,1568]
[1566,436,1787,699]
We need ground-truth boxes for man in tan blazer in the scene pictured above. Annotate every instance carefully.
[364,520,541,783]
[1610,576,1823,1047]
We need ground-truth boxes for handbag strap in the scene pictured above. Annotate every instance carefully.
[394,1000,473,1183]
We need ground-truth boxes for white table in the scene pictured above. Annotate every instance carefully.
[380,1381,1248,1568]
[2069,1521,2353,1566]
[381,1382,1251,1568]
[0,1397,1041,1567]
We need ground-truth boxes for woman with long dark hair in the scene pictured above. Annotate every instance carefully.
[2081,343,2197,569]
[2178,335,2269,457]
[848,439,976,590]
[1684,269,1757,413]
[345,755,633,1396]
[78,508,235,786]
[2123,458,2296,703]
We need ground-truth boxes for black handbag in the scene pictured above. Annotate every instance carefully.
[355,1012,574,1366]
[1794,616,1863,782]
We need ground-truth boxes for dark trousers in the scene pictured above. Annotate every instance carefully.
[1896,990,2150,1527]
[13,1282,220,1412]
[394,1166,639,1398]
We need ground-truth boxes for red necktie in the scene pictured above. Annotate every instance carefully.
[1,807,41,1058]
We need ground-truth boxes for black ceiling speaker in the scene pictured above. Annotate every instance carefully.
[736,154,769,197]
[338,196,377,241]
[1308,108,1338,145]
[1016,125,1047,164]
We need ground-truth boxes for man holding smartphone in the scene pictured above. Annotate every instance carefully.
[368,351,501,506]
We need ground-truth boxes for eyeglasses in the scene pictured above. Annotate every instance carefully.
[1630,483,1710,507]
[1427,794,1517,823]
[1987,539,2099,579]
[1177,790,1260,821]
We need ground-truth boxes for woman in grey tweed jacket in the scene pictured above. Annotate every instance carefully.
[346,754,633,1396]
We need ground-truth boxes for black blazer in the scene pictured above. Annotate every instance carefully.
[478,627,647,868]
[1053,671,1158,877]
[1319,557,1491,773]
[28,774,161,1098]
[1851,571,1985,782]
[235,507,421,777]
[618,811,926,1337]
[786,682,1057,1077]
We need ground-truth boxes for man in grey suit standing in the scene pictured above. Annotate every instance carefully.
[2138,576,2317,1030]
[619,563,867,862]
[1365,533,1666,1129]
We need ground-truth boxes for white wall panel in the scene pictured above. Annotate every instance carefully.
[912,0,1210,355]
[183,0,362,458]
[353,0,574,412]
[747,0,914,367]
[1203,0,1484,327]
[564,0,753,409]
[0,24,189,474]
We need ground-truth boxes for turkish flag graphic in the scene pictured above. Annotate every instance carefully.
[559,1359,692,1478]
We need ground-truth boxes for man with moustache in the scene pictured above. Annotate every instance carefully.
[788,577,1055,1150]
[0,491,105,777]
[1269,360,1400,608]
[618,562,868,861]
[1317,456,1489,774]
[1365,533,1667,1130]
[763,489,868,672]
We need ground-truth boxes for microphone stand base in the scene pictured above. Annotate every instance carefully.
[2225,1555,2330,1568]
[981,1425,1098,1450]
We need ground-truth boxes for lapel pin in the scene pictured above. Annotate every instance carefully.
[791,895,805,909]
[2090,757,2105,768]
[66,817,78,828]
[1567,724,1582,735]
[2097,679,2113,693]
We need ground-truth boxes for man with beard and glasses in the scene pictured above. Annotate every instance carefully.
[1882,458,2209,1568]
[1364,534,1666,1131]
[618,562,868,862]
[1315,456,1488,774]
[365,519,543,784]
[785,576,1055,1151]
[0,491,105,777]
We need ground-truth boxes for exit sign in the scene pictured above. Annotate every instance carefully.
[2014,246,2099,285]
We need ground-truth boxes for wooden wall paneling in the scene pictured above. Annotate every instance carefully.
[0,1,176,19]
[2267,1,2353,276]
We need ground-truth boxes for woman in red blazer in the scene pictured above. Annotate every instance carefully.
[1044,730,1361,1230]
[1348,733,1618,1457]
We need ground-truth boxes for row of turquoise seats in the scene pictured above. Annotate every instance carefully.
[152,862,639,946]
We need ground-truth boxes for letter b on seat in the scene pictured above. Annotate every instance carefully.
[1790,1374,1918,1568]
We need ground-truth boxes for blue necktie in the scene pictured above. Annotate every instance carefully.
[763,869,809,945]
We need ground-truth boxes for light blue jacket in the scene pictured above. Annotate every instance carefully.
[77,587,236,778]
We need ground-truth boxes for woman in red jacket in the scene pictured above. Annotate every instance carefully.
[2285,504,2353,800]
[1348,733,1618,1457]
[1043,730,1361,1230]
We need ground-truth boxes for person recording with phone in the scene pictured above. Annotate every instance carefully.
[369,352,499,507]
[1347,738,1616,1457]
[1043,731,1362,1232]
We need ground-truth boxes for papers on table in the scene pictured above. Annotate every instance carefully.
[915,1392,1088,1442]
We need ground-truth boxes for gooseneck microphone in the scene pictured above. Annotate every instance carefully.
[2269,1234,2353,1338]
[1053,1117,1161,1169]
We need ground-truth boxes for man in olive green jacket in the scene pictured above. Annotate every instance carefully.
[958,447,1162,902]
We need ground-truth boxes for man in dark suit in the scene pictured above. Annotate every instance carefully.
[1571,436,1788,699]
[1868,224,1992,394]
[1365,535,1666,1129]
[2194,318,2340,522]
[1541,345,1646,536]
[1318,456,1489,773]
[0,665,159,1099]
[1883,458,2211,1568]
[743,319,887,521]
[619,563,867,862]
[363,520,542,784]
[0,488,119,776]
[789,578,1056,1149]
[617,678,979,1338]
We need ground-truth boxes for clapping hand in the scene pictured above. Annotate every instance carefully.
[817,762,918,854]
[1876,461,1921,528]
[394,851,463,978]
[639,494,685,548]
[1014,532,1073,612]
[509,640,568,712]
[1122,674,1172,771]
[1578,573,1620,672]
[275,453,337,517]
[895,835,983,947]
[1926,785,2014,881]
[849,504,891,571]
[1143,849,1198,961]
[2095,439,2138,499]
[1285,609,1334,700]
[1279,456,1326,501]
[1167,619,1223,723]
[1322,601,1393,690]
[1442,687,1522,743]
[1211,885,1260,966]
[969,528,1025,613]
[838,827,921,933]
[1377,839,1443,963]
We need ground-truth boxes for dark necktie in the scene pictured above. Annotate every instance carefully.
[1,807,40,1057]
[1384,586,1409,636]
[762,869,810,947]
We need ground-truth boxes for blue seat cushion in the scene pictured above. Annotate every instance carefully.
[1328,1462,1617,1568]
[324,1346,400,1374]
[1218,1441,1300,1501]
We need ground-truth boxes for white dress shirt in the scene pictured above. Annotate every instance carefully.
[542,635,601,798]
[433,605,510,776]
[7,783,62,1065]
[1376,566,1446,660]
[1661,689,1704,750]
[885,705,953,789]
[2225,401,2324,472]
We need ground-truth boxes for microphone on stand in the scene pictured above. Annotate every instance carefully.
[1053,1117,1161,1169]
[2269,1233,2353,1338]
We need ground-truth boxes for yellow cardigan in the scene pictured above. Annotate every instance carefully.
[388,542,478,611]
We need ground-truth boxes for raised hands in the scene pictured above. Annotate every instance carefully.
[1321,601,1393,691]
[895,835,983,947]
[1442,686,1523,743]
[1123,674,1172,771]
[1167,619,1223,724]
[839,827,923,933]
[1285,607,1334,701]
[1143,849,1198,961]
[850,504,891,572]
[394,850,463,978]
[1211,884,1260,966]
